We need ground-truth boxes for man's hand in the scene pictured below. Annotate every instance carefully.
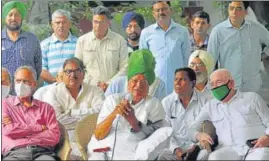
[98,82,108,92]
[41,125,47,131]
[2,116,12,125]
[174,147,184,160]
[252,135,269,148]
[114,100,131,116]
[196,132,214,149]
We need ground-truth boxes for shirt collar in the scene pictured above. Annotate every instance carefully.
[2,29,28,40]
[51,32,74,43]
[154,19,177,31]
[172,90,198,104]
[89,29,114,41]
[13,96,39,108]
[224,18,251,29]
[190,34,209,46]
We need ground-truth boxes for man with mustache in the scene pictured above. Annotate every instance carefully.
[139,1,191,94]
[75,6,128,92]
[44,57,105,159]
[121,12,145,56]
[190,11,211,53]
[40,9,77,86]
[188,50,215,99]
[207,1,269,92]
[2,1,42,95]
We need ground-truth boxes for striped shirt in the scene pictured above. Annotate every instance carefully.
[1,30,42,94]
[41,33,77,77]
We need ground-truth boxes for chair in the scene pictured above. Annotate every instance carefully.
[55,122,72,160]
[75,114,98,160]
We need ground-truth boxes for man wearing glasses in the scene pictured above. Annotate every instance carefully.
[44,57,105,159]
[207,1,269,92]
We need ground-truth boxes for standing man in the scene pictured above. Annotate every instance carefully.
[139,1,191,94]
[122,11,145,56]
[207,1,269,92]
[41,9,77,85]
[75,6,128,92]
[190,11,211,53]
[2,1,42,94]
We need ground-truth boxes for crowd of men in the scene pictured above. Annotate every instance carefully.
[1,1,269,160]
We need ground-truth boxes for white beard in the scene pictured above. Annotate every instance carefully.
[196,72,208,84]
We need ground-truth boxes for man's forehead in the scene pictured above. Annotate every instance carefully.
[191,57,203,63]
[93,14,107,21]
[229,1,244,7]
[64,62,79,69]
[8,8,20,14]
[193,17,208,22]
[129,20,138,25]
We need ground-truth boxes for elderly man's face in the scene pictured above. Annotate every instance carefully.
[126,20,142,41]
[92,15,110,37]
[152,2,171,23]
[5,8,22,31]
[189,57,208,84]
[2,71,11,86]
[174,71,194,95]
[63,62,84,89]
[128,74,149,101]
[210,71,233,89]
[228,2,247,26]
[51,15,71,39]
[14,69,37,90]
[191,17,210,35]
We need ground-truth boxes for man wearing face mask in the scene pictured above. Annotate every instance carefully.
[189,69,269,160]
[1,68,12,99]
[188,50,214,99]
[2,66,60,160]
[121,12,145,56]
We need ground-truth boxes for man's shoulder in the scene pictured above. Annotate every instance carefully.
[21,31,39,40]
[40,35,53,45]
[161,92,175,105]
[109,30,125,41]
[141,24,157,34]
[77,31,93,41]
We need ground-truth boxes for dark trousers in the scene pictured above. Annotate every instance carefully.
[3,146,57,161]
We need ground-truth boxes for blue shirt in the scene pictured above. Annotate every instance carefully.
[139,20,191,94]
[207,19,269,92]
[1,30,42,94]
[41,33,77,77]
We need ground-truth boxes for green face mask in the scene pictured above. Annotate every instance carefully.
[211,81,231,101]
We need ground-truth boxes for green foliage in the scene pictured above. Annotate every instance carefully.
[21,21,51,41]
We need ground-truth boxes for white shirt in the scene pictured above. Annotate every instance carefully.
[88,93,165,160]
[33,82,58,101]
[190,91,269,156]
[162,90,209,151]
[75,29,128,85]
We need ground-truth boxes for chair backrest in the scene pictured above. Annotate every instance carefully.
[56,122,72,160]
[75,113,98,160]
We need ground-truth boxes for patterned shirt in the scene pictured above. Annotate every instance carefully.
[41,33,77,77]
[190,34,209,53]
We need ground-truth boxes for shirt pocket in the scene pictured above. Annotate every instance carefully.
[84,49,98,68]
[106,46,119,69]
[238,107,261,125]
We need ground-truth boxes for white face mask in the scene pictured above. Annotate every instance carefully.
[2,85,10,99]
[15,82,32,97]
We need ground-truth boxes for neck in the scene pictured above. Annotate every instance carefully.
[19,96,33,107]
[230,19,244,29]
[68,86,81,100]
[222,89,236,103]
[56,33,69,41]
[7,29,20,41]
[95,30,108,40]
[128,39,139,47]
[193,33,207,45]
[179,91,193,109]
[195,81,207,91]
[158,19,171,31]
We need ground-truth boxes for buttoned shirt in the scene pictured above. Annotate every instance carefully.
[190,34,209,53]
[75,29,128,85]
[139,20,191,94]
[1,30,42,94]
[190,91,269,156]
[105,76,167,100]
[162,90,209,151]
[33,82,58,101]
[207,19,269,92]
[2,96,60,154]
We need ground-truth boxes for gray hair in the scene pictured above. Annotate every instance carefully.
[92,6,113,19]
[1,67,12,82]
[52,9,71,21]
[14,66,37,81]
[63,57,86,74]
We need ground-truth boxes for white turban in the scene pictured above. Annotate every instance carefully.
[188,50,214,75]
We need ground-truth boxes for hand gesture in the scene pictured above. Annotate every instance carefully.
[196,132,214,149]
[252,135,269,148]
[98,82,108,92]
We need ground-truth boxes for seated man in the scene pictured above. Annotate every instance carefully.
[2,66,60,160]
[44,57,105,159]
[88,49,165,160]
[158,67,210,160]
[105,50,167,100]
[2,67,12,99]
[34,68,64,101]
[190,69,269,160]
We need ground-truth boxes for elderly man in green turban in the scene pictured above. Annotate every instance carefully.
[2,1,42,95]
[87,49,166,160]
[105,49,167,100]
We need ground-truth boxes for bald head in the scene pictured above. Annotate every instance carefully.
[210,69,234,89]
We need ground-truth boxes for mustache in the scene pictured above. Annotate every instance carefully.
[159,13,166,16]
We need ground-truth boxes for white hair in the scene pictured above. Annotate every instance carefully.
[210,68,233,80]
[14,66,37,81]
[52,9,71,21]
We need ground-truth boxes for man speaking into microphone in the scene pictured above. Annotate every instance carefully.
[87,49,165,160]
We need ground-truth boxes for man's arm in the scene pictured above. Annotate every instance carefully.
[139,29,149,49]
[258,22,269,56]
[74,37,83,60]
[253,94,269,135]
[207,27,220,68]
[26,105,61,147]
[41,70,56,84]
[34,38,42,80]
[182,28,191,66]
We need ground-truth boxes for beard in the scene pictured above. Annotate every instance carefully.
[196,71,208,84]
[128,32,140,41]
[6,22,22,31]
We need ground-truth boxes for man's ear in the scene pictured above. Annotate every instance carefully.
[193,80,196,88]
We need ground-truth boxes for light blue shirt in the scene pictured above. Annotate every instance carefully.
[207,19,269,92]
[139,20,191,94]
[105,76,167,100]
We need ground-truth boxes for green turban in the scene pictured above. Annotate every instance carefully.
[2,1,27,21]
[128,49,156,85]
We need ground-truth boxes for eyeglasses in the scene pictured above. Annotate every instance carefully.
[189,63,205,68]
[64,68,82,76]
[229,6,244,12]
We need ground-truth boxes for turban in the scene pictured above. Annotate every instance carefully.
[128,49,156,85]
[122,12,145,30]
[188,50,215,75]
[2,1,27,21]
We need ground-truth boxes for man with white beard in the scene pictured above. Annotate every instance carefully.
[188,50,214,99]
